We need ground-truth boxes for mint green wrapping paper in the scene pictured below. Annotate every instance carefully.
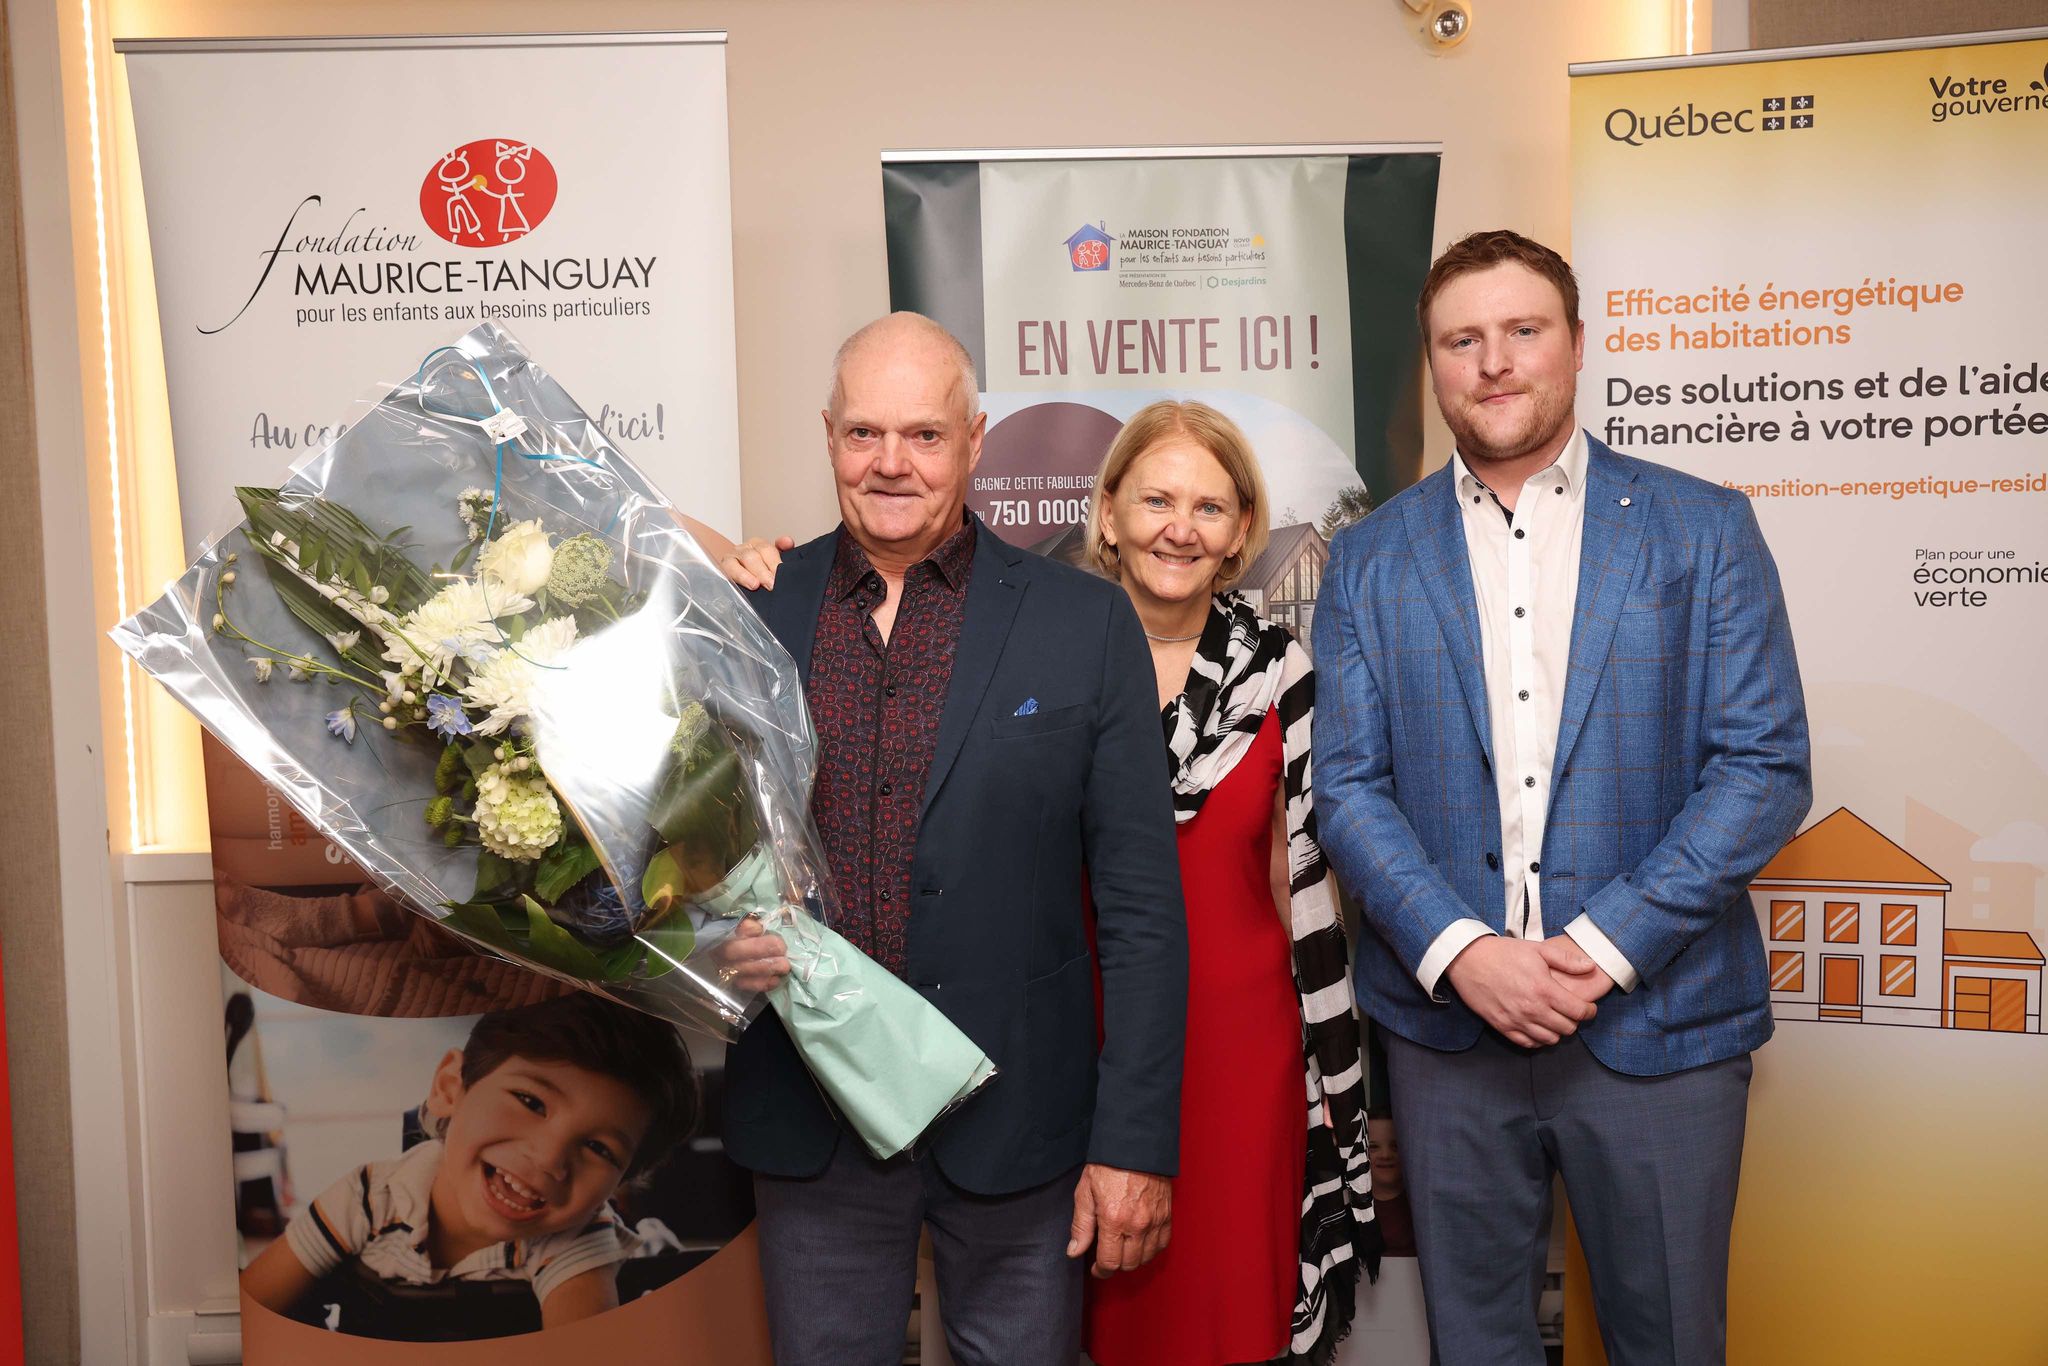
[768,908,998,1159]
[693,847,998,1160]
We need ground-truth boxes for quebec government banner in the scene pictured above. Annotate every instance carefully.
[119,33,769,1360]
[1571,29,2048,1361]
[884,146,1439,637]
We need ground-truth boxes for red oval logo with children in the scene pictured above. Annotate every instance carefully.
[419,139,559,248]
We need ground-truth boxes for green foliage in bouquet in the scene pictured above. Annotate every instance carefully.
[641,702,763,917]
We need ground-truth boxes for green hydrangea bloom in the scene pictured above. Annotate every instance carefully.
[434,744,465,793]
[473,763,563,861]
[545,533,614,606]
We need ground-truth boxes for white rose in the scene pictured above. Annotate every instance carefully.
[478,519,555,598]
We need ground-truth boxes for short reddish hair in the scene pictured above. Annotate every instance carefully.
[1416,230,1581,338]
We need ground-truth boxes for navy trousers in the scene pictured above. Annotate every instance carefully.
[752,1138,1083,1366]
[1384,1028,1752,1366]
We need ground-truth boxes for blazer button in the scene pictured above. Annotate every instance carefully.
[1485,852,1500,870]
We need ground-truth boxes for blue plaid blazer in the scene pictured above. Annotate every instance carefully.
[1311,436,1811,1076]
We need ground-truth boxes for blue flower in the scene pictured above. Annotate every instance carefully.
[425,693,474,739]
[325,707,358,744]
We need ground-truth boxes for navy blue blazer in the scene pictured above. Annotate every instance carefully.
[1312,438,1811,1076]
[722,517,1189,1195]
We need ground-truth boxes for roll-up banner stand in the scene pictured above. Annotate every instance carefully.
[1571,27,2048,1363]
[884,144,1440,642]
[117,32,770,1360]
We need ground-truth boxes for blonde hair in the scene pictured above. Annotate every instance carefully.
[1085,400,1270,591]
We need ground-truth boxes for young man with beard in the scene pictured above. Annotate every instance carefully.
[1311,231,1810,1364]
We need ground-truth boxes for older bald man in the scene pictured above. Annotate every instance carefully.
[720,314,1188,1366]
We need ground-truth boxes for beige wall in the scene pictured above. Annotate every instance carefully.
[1754,0,2048,48]
[108,0,1680,540]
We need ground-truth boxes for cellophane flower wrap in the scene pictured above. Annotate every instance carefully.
[113,322,995,1158]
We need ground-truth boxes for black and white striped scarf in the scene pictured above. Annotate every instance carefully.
[1163,591,1379,1366]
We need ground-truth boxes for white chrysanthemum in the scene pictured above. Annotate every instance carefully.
[460,615,579,736]
[473,763,562,861]
[457,487,495,541]
[382,579,532,688]
[479,519,555,599]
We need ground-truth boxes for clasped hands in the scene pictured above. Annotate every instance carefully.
[1445,933,1615,1049]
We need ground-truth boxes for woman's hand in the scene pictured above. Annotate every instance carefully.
[720,537,792,591]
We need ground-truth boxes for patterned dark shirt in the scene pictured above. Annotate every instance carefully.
[805,517,976,977]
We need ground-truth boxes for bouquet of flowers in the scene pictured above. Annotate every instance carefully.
[114,323,995,1158]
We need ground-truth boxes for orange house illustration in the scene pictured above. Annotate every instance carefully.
[1748,807,2044,1035]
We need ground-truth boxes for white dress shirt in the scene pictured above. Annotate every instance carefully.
[1415,428,1640,999]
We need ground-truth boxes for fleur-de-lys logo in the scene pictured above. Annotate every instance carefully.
[2032,62,2048,92]
[418,139,558,248]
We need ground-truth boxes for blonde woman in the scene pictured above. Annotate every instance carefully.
[1082,401,1374,1365]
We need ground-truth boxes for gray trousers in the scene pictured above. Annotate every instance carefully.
[1384,1028,1751,1366]
[752,1139,1083,1366]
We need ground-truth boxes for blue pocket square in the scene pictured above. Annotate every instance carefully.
[1013,697,1039,717]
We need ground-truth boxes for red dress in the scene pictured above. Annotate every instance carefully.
[1086,707,1306,1366]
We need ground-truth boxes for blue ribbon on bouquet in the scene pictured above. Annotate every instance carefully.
[411,345,613,543]
[411,345,616,669]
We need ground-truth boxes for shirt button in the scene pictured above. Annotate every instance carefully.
[1524,775,1536,788]
[1530,860,1541,873]
[1518,689,1530,701]
[1555,486,1564,495]
[880,890,892,903]
[1472,494,1481,504]
[1513,607,1526,618]
[1514,529,1525,539]
[886,686,898,699]
[880,783,893,796]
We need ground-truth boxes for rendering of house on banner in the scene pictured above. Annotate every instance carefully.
[1234,522,1328,640]
[1749,807,2045,1035]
